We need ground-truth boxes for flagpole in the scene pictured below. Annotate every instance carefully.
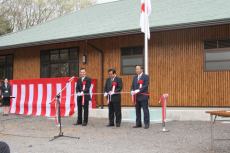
[144,26,148,75]
[144,0,149,75]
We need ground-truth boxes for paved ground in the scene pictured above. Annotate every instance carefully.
[0,115,229,153]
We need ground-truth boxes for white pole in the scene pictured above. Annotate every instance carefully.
[144,0,149,75]
[144,29,148,74]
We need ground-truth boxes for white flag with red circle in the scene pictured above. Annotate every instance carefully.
[140,0,152,39]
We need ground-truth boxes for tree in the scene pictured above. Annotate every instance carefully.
[0,0,96,32]
[0,16,12,36]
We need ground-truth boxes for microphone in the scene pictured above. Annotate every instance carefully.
[68,76,75,82]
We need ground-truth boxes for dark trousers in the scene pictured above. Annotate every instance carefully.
[135,100,150,126]
[77,97,89,124]
[108,100,121,125]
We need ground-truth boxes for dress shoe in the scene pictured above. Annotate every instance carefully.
[73,122,82,125]
[116,124,120,127]
[133,125,142,128]
[106,124,115,127]
[144,124,149,129]
[82,123,87,126]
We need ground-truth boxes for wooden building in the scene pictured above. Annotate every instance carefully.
[0,0,230,107]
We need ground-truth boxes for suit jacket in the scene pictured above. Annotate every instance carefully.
[76,76,91,101]
[1,83,11,98]
[104,76,122,102]
[131,74,149,101]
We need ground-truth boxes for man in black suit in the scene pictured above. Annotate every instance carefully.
[131,65,150,129]
[74,68,91,126]
[104,68,122,127]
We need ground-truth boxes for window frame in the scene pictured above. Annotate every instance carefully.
[40,47,79,78]
[0,54,13,80]
[204,47,230,72]
[120,46,144,75]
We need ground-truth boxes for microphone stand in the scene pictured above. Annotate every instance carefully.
[49,77,80,141]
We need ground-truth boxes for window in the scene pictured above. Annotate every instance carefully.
[40,48,79,78]
[121,46,144,75]
[204,39,230,71]
[204,39,230,49]
[0,55,13,80]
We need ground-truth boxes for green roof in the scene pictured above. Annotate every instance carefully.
[0,0,230,50]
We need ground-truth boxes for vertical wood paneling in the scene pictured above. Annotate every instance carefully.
[14,48,40,79]
[148,24,230,107]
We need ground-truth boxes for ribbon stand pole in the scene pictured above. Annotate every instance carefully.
[159,94,169,132]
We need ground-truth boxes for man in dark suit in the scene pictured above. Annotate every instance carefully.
[131,65,150,129]
[74,68,91,126]
[104,68,122,127]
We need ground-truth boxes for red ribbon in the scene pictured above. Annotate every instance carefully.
[108,81,117,104]
[131,93,149,105]
[138,80,143,89]
[82,81,86,105]
[138,80,143,84]
[111,82,117,92]
[132,95,136,105]
[132,80,145,105]
[159,94,169,122]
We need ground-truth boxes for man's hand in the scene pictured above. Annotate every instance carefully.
[134,89,140,94]
[131,91,135,96]
[80,91,84,96]
[104,92,108,97]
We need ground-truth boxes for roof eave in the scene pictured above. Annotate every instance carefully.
[0,18,230,51]
[152,18,230,31]
[0,29,140,51]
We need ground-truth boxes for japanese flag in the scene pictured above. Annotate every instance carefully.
[140,0,152,39]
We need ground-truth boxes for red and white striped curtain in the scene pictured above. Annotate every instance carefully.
[9,77,96,117]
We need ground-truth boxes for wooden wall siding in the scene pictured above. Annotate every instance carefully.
[13,48,40,79]
[150,25,230,107]
[94,24,230,107]
[1,24,230,107]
